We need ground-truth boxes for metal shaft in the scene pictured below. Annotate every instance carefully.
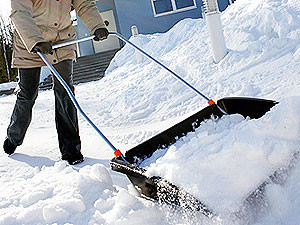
[110,32,211,102]
[37,52,127,161]
[52,36,95,49]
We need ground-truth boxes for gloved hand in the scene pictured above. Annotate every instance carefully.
[32,42,53,54]
[93,28,109,41]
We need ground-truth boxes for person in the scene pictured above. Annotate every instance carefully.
[3,0,109,165]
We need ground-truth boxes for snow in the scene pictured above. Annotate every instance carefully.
[0,82,17,92]
[0,0,300,224]
[143,97,300,215]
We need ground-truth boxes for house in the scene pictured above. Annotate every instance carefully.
[73,0,234,57]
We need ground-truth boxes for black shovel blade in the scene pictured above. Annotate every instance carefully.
[110,157,215,217]
[110,157,157,199]
[233,151,299,224]
[110,97,278,217]
[125,97,277,164]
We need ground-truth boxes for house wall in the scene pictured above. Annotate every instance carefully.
[113,0,233,38]
[114,0,201,39]
[75,0,234,56]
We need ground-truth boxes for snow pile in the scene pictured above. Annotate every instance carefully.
[0,0,300,224]
[255,160,300,225]
[0,162,169,225]
[143,97,300,214]
[0,162,111,224]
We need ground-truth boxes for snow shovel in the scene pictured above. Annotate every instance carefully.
[104,33,298,222]
[110,97,278,219]
[103,33,295,219]
[39,33,280,218]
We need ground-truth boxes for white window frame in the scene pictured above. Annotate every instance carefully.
[151,0,197,17]
[70,10,78,26]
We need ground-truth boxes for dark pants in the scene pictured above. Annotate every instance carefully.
[7,60,81,157]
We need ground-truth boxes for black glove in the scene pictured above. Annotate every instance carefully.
[32,42,53,54]
[93,28,109,41]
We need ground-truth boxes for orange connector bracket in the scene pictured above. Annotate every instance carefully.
[114,149,123,158]
[208,99,215,105]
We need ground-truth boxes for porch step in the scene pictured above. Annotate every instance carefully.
[39,48,120,90]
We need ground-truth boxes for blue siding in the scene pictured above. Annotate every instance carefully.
[219,0,236,11]
[113,0,232,39]
[113,0,203,38]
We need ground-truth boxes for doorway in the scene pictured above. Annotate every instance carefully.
[93,10,121,53]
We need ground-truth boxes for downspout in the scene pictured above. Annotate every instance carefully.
[202,0,228,63]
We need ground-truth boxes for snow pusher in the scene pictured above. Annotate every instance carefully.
[110,97,278,218]
[37,33,295,219]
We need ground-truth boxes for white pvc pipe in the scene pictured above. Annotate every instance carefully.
[203,0,228,63]
[131,25,143,64]
[206,12,228,63]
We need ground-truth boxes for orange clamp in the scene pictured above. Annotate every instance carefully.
[208,99,215,105]
[114,149,123,158]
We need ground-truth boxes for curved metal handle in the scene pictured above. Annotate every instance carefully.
[109,33,210,100]
[52,35,95,49]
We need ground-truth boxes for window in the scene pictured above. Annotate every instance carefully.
[151,0,197,17]
[175,0,195,9]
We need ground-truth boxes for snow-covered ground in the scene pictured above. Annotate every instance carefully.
[1,0,300,224]
[0,82,17,92]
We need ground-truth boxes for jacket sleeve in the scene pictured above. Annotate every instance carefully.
[73,0,106,35]
[10,0,45,52]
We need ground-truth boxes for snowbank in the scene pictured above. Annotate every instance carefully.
[0,162,170,225]
[143,97,300,215]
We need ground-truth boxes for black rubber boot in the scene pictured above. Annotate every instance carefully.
[62,150,84,165]
[3,137,17,155]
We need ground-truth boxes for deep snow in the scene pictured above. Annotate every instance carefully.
[0,0,300,224]
[144,97,300,215]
